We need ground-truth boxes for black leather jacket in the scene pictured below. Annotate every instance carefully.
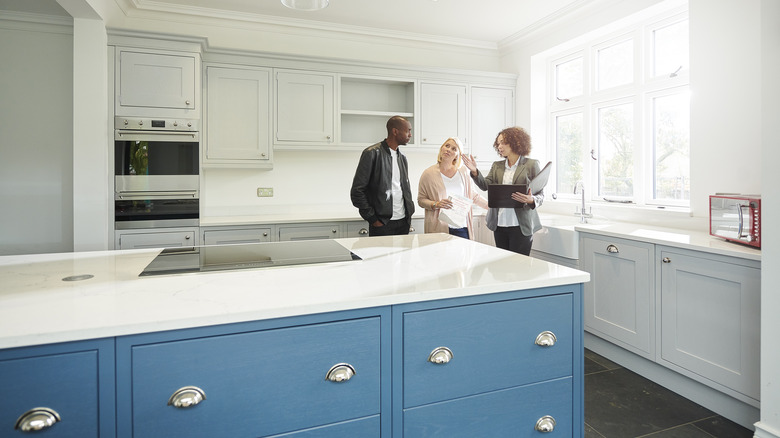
[350,140,415,226]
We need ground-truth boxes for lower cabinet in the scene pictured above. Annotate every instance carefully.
[580,234,655,359]
[115,227,199,250]
[278,223,341,241]
[202,227,272,245]
[0,339,115,437]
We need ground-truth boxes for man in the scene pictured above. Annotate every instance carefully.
[350,116,415,236]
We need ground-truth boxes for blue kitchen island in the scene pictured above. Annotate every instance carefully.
[0,233,588,437]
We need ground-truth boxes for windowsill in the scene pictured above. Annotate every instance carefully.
[540,199,703,231]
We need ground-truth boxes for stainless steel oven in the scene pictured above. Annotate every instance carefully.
[114,116,200,230]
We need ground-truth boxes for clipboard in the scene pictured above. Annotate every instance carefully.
[529,161,552,195]
[487,184,527,208]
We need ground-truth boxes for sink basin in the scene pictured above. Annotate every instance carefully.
[533,215,606,259]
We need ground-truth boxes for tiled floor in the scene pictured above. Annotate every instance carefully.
[585,349,755,438]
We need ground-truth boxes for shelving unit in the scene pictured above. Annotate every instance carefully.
[339,76,415,145]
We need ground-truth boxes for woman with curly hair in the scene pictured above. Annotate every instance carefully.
[462,127,544,255]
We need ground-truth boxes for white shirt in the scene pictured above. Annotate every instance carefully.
[497,158,520,227]
[389,148,406,220]
[441,170,466,228]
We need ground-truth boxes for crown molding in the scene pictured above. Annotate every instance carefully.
[0,11,73,33]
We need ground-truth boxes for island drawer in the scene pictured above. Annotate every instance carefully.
[0,348,101,437]
[403,377,573,437]
[402,293,573,408]
[126,317,381,437]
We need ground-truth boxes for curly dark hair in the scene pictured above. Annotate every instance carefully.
[493,127,531,157]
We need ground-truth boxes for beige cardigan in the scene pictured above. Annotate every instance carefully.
[417,164,489,239]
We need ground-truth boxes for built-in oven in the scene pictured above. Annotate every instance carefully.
[114,116,200,231]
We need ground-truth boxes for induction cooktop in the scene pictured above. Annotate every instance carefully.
[140,240,361,276]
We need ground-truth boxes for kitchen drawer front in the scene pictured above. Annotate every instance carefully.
[203,227,272,245]
[0,350,100,437]
[267,415,379,437]
[404,377,574,437]
[403,294,573,408]
[129,317,380,437]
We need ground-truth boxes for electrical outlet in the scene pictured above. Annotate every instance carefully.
[257,187,273,197]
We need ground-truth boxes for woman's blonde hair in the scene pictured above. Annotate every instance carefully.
[437,137,463,167]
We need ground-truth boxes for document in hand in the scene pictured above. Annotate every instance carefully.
[529,161,552,195]
[439,194,473,228]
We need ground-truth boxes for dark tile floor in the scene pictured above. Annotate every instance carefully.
[585,349,755,438]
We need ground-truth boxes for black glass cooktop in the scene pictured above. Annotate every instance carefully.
[140,240,361,276]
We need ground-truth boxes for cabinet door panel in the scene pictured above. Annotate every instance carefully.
[116,230,196,250]
[206,67,270,162]
[470,87,513,169]
[403,294,573,408]
[404,377,574,437]
[129,318,381,437]
[119,51,196,111]
[659,249,760,400]
[276,71,334,143]
[582,235,654,358]
[203,228,272,245]
[268,415,379,437]
[0,351,99,437]
[278,224,340,241]
[420,83,466,146]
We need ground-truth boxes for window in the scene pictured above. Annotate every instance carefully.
[547,10,689,207]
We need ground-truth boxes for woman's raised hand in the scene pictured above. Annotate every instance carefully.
[462,154,477,173]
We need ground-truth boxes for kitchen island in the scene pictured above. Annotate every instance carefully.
[0,233,588,437]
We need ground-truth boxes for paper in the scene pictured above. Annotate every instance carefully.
[439,194,473,228]
[529,161,552,195]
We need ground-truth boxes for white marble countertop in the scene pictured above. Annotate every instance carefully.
[535,214,761,261]
[0,234,589,350]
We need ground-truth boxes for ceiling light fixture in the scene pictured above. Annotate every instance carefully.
[281,0,329,11]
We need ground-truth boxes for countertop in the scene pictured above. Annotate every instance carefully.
[0,233,589,350]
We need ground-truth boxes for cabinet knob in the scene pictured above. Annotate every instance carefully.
[359,228,368,235]
[534,415,556,433]
[325,363,356,382]
[263,232,268,237]
[427,346,454,364]
[185,100,191,106]
[332,229,337,233]
[14,408,61,432]
[409,226,416,233]
[185,235,191,240]
[167,386,206,408]
[534,331,557,347]
[662,257,671,263]
[606,244,619,253]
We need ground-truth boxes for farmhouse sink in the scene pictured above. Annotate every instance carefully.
[533,215,607,260]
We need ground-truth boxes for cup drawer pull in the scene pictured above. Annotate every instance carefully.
[535,415,556,432]
[427,346,454,364]
[326,363,356,382]
[535,331,558,347]
[168,386,206,408]
[14,407,61,432]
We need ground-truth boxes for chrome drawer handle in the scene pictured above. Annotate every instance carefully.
[168,386,206,408]
[358,228,368,235]
[427,346,453,364]
[534,331,557,347]
[15,407,61,432]
[535,415,556,432]
[606,244,619,253]
[326,363,356,382]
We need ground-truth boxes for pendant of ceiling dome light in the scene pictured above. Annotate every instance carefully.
[281,0,329,11]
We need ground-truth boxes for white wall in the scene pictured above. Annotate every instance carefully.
[0,16,74,255]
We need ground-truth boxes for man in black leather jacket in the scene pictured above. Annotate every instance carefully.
[350,116,415,236]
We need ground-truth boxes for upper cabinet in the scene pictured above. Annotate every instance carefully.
[115,48,200,119]
[470,87,514,169]
[274,70,335,146]
[419,82,466,147]
[339,76,415,147]
[204,65,271,168]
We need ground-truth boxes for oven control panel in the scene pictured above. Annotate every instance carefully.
[115,117,199,132]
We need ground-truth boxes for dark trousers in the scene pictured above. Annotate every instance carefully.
[448,227,469,239]
[369,218,410,237]
[494,226,533,256]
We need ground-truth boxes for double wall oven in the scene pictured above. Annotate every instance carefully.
[114,117,200,249]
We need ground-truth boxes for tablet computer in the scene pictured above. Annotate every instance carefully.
[487,184,528,208]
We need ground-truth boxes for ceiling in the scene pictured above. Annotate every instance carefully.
[3,0,589,47]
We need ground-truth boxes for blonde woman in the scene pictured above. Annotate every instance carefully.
[417,137,488,239]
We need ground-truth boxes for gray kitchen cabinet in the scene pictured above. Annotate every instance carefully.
[204,65,271,168]
[275,70,335,145]
[202,227,273,246]
[470,87,514,170]
[115,48,200,119]
[408,218,424,235]
[472,214,495,246]
[658,245,760,402]
[344,221,370,238]
[581,234,655,359]
[278,223,341,241]
[115,228,199,250]
[419,82,467,147]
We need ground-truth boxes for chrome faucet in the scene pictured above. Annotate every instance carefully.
[573,181,593,223]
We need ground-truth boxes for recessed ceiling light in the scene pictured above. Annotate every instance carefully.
[281,0,329,11]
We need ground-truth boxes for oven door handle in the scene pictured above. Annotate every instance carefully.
[116,190,199,200]
[115,131,199,142]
